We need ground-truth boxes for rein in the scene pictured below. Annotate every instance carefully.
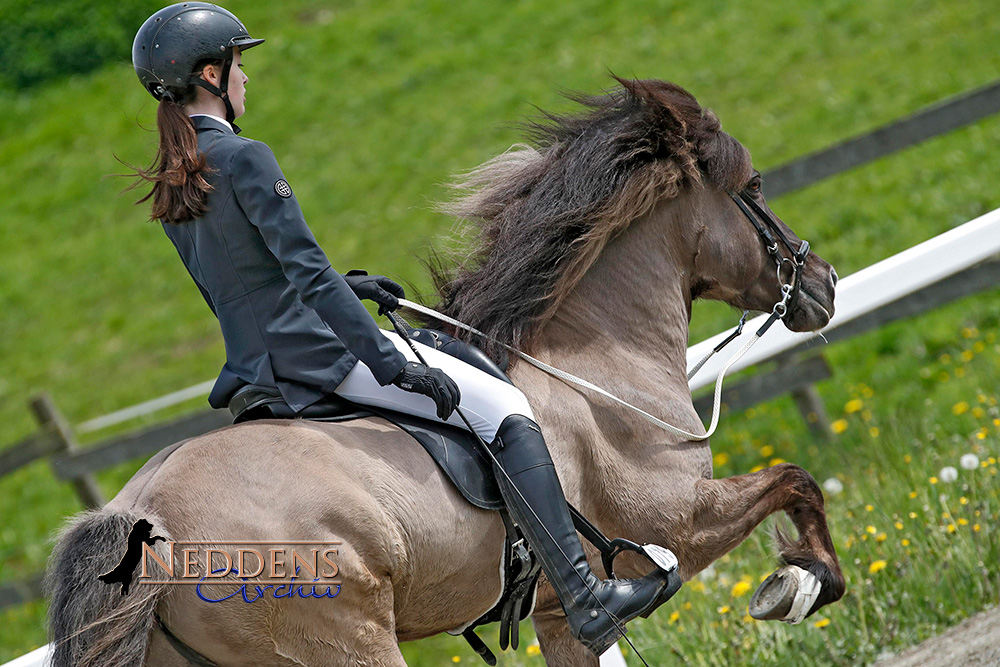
[402,187,811,442]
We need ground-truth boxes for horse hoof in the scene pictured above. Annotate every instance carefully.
[748,566,797,621]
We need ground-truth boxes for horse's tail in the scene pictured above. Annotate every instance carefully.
[46,508,171,667]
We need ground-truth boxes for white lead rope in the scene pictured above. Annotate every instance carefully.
[397,298,777,441]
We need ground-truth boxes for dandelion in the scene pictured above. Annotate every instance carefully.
[865,504,874,512]
[869,427,880,438]
[714,452,730,466]
[832,419,848,434]
[759,445,775,458]
[669,611,680,624]
[973,407,986,419]
[929,476,938,485]
[845,399,863,414]
[770,458,786,466]
[869,560,888,574]
[749,464,764,473]
[823,478,844,495]
[718,605,731,614]
[974,524,980,532]
[976,430,987,440]
[961,454,980,470]
[894,521,904,530]
[953,401,970,415]
[908,491,918,499]
[947,524,956,534]
[683,602,692,610]
[960,497,968,505]
[961,350,974,362]
[526,644,541,657]
[452,656,462,663]
[813,618,831,628]
[731,581,752,597]
[901,539,910,546]
[909,512,917,519]
[940,467,958,483]
[904,454,913,463]
[958,518,969,526]
[876,532,887,543]
[866,525,877,534]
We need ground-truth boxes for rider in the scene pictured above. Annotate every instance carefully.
[132,3,673,655]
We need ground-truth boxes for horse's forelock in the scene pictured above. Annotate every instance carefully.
[429,78,751,362]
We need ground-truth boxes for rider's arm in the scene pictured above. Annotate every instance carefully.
[230,140,407,385]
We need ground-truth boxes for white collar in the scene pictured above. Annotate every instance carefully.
[188,113,233,132]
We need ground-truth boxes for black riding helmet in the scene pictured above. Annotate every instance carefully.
[133,2,263,122]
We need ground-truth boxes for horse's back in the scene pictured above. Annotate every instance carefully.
[108,417,505,654]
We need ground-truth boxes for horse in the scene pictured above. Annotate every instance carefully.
[46,78,844,666]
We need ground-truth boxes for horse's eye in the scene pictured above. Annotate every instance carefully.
[748,178,762,193]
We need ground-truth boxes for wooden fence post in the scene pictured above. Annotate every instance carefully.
[29,393,105,509]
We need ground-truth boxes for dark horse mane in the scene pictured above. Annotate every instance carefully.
[427,77,753,364]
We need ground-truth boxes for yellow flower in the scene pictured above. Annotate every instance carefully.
[866,525,877,534]
[876,532,887,543]
[865,504,874,512]
[958,518,969,526]
[689,580,706,593]
[759,445,775,458]
[930,476,938,485]
[973,524,980,532]
[904,455,912,463]
[869,560,887,574]
[526,645,541,657]
[952,401,970,415]
[901,539,910,546]
[894,521,904,530]
[960,497,968,505]
[947,524,956,533]
[908,491,918,499]
[869,427,880,438]
[976,430,987,440]
[909,512,917,519]
[973,407,986,418]
[452,656,462,663]
[813,618,831,628]
[831,419,848,434]
[845,399,863,414]
[683,602,692,610]
[713,452,730,466]
[961,350,974,362]
[718,605,731,614]
[731,581,752,597]
[749,464,764,473]
[669,610,680,624]
[769,458,786,467]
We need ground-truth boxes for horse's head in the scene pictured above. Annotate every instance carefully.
[688,173,837,332]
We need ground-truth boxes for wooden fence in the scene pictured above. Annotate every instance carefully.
[3,79,1000,610]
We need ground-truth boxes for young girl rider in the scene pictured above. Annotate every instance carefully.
[132,3,674,655]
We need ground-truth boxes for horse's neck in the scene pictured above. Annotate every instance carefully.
[519,196,704,444]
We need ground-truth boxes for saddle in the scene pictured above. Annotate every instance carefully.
[228,328,672,664]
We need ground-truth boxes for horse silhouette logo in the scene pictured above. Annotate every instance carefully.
[97,519,166,595]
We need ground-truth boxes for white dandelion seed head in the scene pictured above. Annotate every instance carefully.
[939,466,958,483]
[960,453,979,470]
[823,478,844,495]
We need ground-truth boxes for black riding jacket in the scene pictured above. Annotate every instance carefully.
[162,115,407,411]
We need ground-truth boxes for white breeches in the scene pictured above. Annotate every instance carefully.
[334,329,534,442]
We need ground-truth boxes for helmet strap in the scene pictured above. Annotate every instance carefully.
[188,50,241,132]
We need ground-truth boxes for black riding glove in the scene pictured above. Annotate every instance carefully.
[391,362,461,420]
[343,270,405,316]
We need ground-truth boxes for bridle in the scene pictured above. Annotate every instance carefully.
[726,188,811,321]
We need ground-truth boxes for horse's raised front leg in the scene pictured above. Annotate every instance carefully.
[684,463,846,620]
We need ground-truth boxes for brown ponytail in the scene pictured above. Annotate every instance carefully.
[129,98,215,224]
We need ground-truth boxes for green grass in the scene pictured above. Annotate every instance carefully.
[2,0,1000,663]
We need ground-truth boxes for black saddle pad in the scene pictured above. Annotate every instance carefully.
[365,407,503,510]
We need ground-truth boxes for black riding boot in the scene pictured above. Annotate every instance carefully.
[490,414,676,656]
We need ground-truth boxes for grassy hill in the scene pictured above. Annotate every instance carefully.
[1,0,999,663]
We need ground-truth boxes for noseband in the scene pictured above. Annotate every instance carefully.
[726,190,810,320]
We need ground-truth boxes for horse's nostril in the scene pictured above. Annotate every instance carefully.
[830,268,839,287]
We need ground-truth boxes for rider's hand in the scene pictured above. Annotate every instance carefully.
[344,270,405,316]
[391,362,461,420]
